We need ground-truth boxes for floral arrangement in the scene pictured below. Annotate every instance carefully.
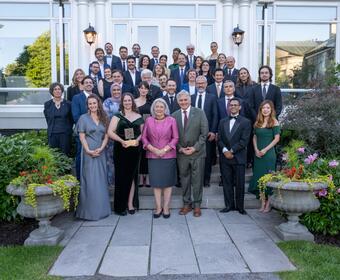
[9,146,79,211]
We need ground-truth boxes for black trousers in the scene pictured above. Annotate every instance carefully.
[204,140,216,184]
[48,133,71,156]
[220,157,245,211]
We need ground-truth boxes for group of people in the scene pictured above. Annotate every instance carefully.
[43,41,282,221]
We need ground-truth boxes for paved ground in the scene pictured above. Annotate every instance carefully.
[49,208,295,278]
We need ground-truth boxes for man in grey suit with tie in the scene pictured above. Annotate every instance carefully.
[172,90,209,217]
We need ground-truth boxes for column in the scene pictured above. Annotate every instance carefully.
[94,0,107,47]
[221,0,234,56]
[238,0,250,68]
[77,0,90,72]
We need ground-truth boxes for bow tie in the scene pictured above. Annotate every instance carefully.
[229,116,238,120]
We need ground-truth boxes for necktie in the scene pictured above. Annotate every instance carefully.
[262,84,267,99]
[228,69,232,76]
[122,61,126,71]
[229,115,237,120]
[226,98,231,115]
[170,96,174,105]
[183,110,188,129]
[180,69,184,83]
[197,94,202,109]
[155,58,158,64]
[189,56,193,68]
[217,83,221,97]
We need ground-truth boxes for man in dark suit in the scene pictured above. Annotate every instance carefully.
[89,61,101,96]
[137,69,162,100]
[149,46,160,70]
[224,56,238,84]
[112,69,134,95]
[159,74,168,96]
[191,76,218,187]
[218,97,251,214]
[170,53,189,92]
[104,42,120,70]
[123,55,141,88]
[112,46,128,71]
[131,43,142,70]
[72,76,94,180]
[88,48,108,78]
[248,65,282,120]
[172,90,209,217]
[207,68,225,98]
[162,79,180,114]
[186,44,196,69]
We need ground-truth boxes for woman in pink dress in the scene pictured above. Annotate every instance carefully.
[141,98,179,218]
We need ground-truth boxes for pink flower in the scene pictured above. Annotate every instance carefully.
[297,147,305,154]
[329,160,339,168]
[337,188,340,194]
[318,189,328,197]
[329,175,333,181]
[282,153,288,162]
[304,153,318,165]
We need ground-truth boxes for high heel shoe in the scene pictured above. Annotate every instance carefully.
[153,209,163,219]
[163,211,171,219]
[128,209,136,215]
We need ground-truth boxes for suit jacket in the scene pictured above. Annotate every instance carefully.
[104,54,120,70]
[217,97,250,123]
[123,70,141,87]
[134,84,162,100]
[224,68,238,84]
[207,83,224,99]
[149,57,159,71]
[112,57,128,71]
[44,99,73,136]
[191,93,218,133]
[121,83,134,95]
[217,115,251,165]
[235,83,256,102]
[172,106,209,160]
[248,83,282,120]
[163,94,180,114]
[71,92,88,124]
[170,66,189,92]
[181,83,197,96]
[186,55,197,69]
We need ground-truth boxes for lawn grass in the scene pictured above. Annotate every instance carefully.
[0,245,62,280]
[278,240,340,280]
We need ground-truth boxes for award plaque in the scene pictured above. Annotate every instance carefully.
[124,128,135,140]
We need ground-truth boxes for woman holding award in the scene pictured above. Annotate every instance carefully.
[108,93,144,216]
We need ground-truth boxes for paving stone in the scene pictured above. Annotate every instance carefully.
[49,226,114,276]
[195,243,249,274]
[52,212,83,246]
[223,223,295,273]
[82,214,119,227]
[110,210,152,246]
[150,213,199,275]
[99,246,149,276]
[218,211,255,224]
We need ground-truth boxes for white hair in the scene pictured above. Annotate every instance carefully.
[176,90,190,102]
[196,75,207,83]
[150,98,170,117]
[141,69,153,78]
[223,80,235,89]
[186,43,195,49]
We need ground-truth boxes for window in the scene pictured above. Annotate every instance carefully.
[112,4,130,18]
[0,3,49,18]
[113,24,128,51]
[137,26,159,55]
[199,25,213,58]
[169,26,191,56]
[198,5,216,19]
[132,4,195,19]
[256,5,274,20]
[277,6,337,21]
[52,3,71,18]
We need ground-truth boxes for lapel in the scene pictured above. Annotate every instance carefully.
[175,111,184,136]
[186,107,195,131]
[230,117,241,139]
[191,94,197,107]
[266,83,273,98]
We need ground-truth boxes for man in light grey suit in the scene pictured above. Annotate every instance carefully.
[172,90,208,217]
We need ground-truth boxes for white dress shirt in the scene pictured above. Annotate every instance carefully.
[128,69,136,86]
[181,106,191,128]
[195,91,206,109]
[222,113,239,153]
[106,55,112,67]
[189,85,196,95]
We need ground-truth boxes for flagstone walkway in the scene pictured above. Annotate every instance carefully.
[49,209,295,278]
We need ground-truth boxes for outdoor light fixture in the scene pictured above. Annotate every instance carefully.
[83,24,97,45]
[232,25,245,46]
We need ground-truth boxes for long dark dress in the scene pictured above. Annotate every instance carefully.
[137,102,151,174]
[76,114,111,220]
[249,126,280,198]
[113,113,144,213]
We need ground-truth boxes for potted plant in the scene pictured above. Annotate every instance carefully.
[258,140,336,241]
[6,146,79,246]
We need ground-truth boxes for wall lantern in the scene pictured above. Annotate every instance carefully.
[83,24,97,45]
[232,25,245,46]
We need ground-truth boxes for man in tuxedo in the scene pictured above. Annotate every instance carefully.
[137,69,162,100]
[159,74,168,96]
[132,43,142,70]
[89,61,101,96]
[218,97,251,214]
[224,56,238,84]
[88,48,108,78]
[104,42,120,70]
[163,79,179,114]
[248,65,282,119]
[207,68,225,98]
[170,53,189,92]
[186,44,196,69]
[123,55,141,88]
[191,76,218,187]
[112,46,128,71]
[112,70,134,95]
[172,90,208,217]
[149,46,160,70]
[72,76,94,180]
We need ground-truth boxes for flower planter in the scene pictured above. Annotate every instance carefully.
[267,181,328,241]
[6,184,66,246]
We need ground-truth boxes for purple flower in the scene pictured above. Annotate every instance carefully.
[329,160,339,168]
[304,153,318,165]
[329,175,333,181]
[282,153,288,162]
[318,189,328,197]
[297,147,305,154]
[337,188,340,194]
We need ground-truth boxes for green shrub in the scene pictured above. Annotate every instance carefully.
[0,131,72,221]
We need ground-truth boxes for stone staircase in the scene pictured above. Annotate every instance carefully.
[110,164,260,209]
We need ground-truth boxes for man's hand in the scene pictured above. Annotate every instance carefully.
[223,151,234,159]
[207,132,216,142]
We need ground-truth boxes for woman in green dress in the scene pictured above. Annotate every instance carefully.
[249,100,280,212]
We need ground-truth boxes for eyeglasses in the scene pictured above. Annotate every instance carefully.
[229,104,240,107]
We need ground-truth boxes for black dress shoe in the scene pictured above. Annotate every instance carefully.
[128,209,136,215]
[145,184,151,188]
[153,209,163,219]
[115,211,127,216]
[163,212,171,219]
[220,208,232,213]
[138,184,143,188]
[238,209,247,215]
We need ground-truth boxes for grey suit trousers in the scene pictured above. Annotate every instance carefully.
[177,156,205,208]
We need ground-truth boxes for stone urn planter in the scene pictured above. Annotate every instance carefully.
[267,181,328,241]
[6,184,67,246]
